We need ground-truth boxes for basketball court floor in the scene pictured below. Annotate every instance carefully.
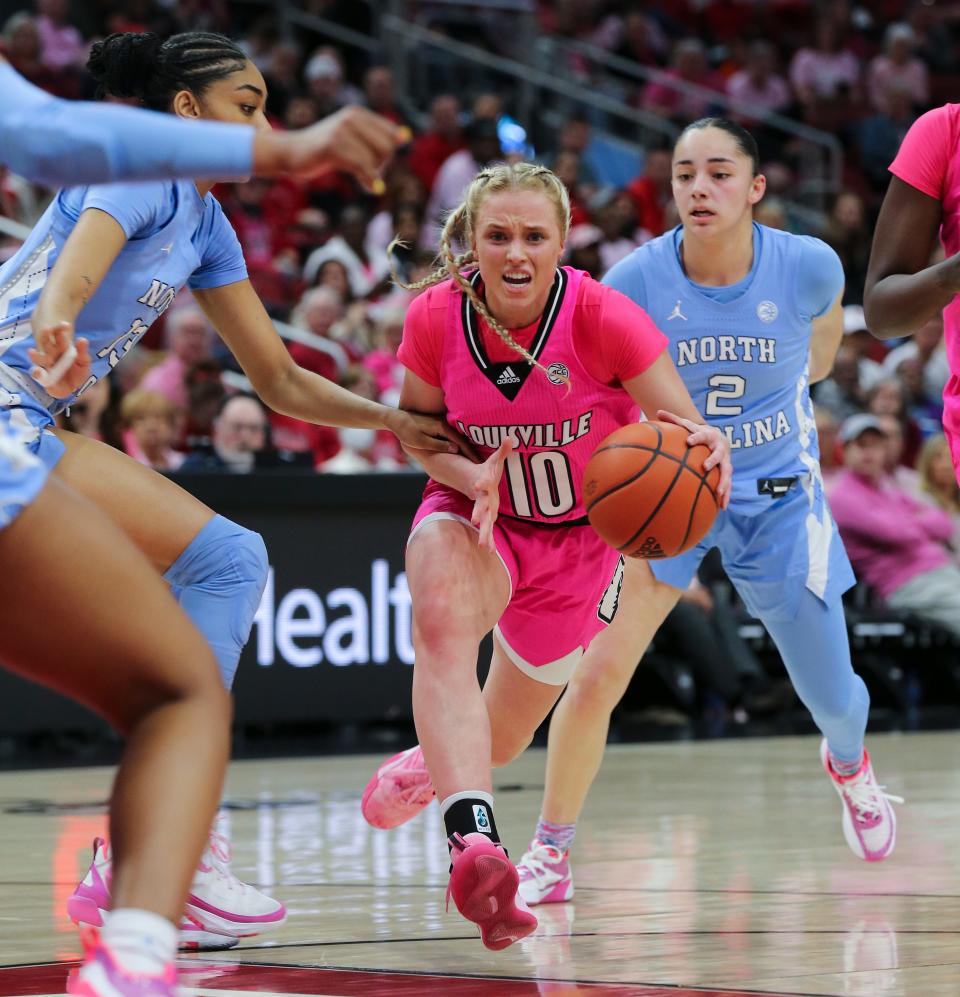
[1,732,956,997]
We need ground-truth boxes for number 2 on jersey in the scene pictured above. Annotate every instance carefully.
[705,374,746,417]
[504,450,575,518]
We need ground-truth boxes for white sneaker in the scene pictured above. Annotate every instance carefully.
[185,829,287,938]
[820,739,902,862]
[516,839,574,905]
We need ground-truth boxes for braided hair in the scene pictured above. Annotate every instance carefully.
[390,162,572,382]
[87,31,248,111]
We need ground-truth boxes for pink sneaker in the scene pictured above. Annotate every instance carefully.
[821,739,903,862]
[67,835,285,950]
[447,832,538,951]
[361,745,435,829]
[516,840,574,905]
[66,940,176,997]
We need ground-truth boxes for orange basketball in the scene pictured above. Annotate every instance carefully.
[583,421,721,559]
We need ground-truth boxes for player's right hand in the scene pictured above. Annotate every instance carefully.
[280,107,410,192]
[471,438,513,552]
[27,321,91,397]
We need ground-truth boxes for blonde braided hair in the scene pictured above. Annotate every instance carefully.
[389,162,572,382]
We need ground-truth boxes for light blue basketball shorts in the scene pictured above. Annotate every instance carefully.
[648,481,855,621]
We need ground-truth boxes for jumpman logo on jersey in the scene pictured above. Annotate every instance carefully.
[160,243,173,254]
[667,300,687,321]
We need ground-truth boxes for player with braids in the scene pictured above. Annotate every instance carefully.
[0,29,460,957]
[361,161,731,949]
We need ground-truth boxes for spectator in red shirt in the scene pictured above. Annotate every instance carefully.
[641,39,724,123]
[363,65,407,126]
[408,94,465,192]
[624,145,672,239]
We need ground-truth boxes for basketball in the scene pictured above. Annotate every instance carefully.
[583,421,721,559]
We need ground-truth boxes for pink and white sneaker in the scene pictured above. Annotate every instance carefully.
[516,840,574,905]
[821,739,903,862]
[447,832,537,951]
[66,940,176,997]
[67,834,286,950]
[361,745,435,829]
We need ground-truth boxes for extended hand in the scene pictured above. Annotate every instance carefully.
[657,409,732,509]
[280,107,409,192]
[28,321,91,398]
[471,438,514,552]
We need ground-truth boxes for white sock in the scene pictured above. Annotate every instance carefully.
[439,789,494,815]
[101,907,177,975]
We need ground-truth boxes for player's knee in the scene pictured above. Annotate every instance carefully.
[568,654,634,714]
[412,581,487,656]
[490,735,531,768]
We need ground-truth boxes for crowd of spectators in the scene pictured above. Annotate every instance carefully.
[4,1,960,718]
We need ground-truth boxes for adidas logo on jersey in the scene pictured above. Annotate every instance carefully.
[632,535,666,559]
[496,366,522,385]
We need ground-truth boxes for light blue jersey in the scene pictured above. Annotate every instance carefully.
[0,180,246,424]
[606,223,842,514]
[0,410,47,529]
[605,222,854,617]
[0,61,253,187]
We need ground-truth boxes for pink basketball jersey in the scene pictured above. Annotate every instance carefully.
[432,266,639,525]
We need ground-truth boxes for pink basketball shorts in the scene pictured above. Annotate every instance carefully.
[410,487,624,685]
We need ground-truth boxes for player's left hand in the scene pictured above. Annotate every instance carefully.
[27,321,92,398]
[657,409,732,509]
[471,437,513,552]
[280,107,410,192]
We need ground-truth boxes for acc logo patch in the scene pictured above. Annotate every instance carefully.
[547,362,570,385]
[757,300,779,323]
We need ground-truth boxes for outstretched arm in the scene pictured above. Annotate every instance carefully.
[192,280,459,453]
[0,57,403,190]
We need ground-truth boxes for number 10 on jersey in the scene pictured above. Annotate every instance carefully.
[504,450,576,518]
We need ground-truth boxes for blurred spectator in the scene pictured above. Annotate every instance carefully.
[375,203,424,284]
[840,305,883,390]
[867,23,928,114]
[182,359,226,453]
[311,257,355,302]
[820,192,871,306]
[57,378,110,442]
[917,433,960,557]
[262,41,304,120]
[120,389,184,471]
[552,150,591,227]
[287,287,353,378]
[408,94,465,192]
[424,116,503,249]
[139,306,214,411]
[831,414,960,638]
[35,0,84,72]
[610,10,667,71]
[303,204,391,299]
[813,342,867,422]
[321,366,404,472]
[363,306,406,402]
[858,83,917,190]
[726,42,792,123]
[866,377,922,467]
[641,39,724,123]
[906,1,955,76]
[304,46,361,118]
[549,117,598,187]
[181,393,269,473]
[789,18,861,130]
[815,405,842,488]
[564,223,604,278]
[593,189,645,271]
[3,12,68,94]
[754,196,788,231]
[363,65,406,126]
[875,413,920,495]
[624,145,672,239]
[881,313,950,405]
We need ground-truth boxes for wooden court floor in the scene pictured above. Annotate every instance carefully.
[0,732,957,997]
